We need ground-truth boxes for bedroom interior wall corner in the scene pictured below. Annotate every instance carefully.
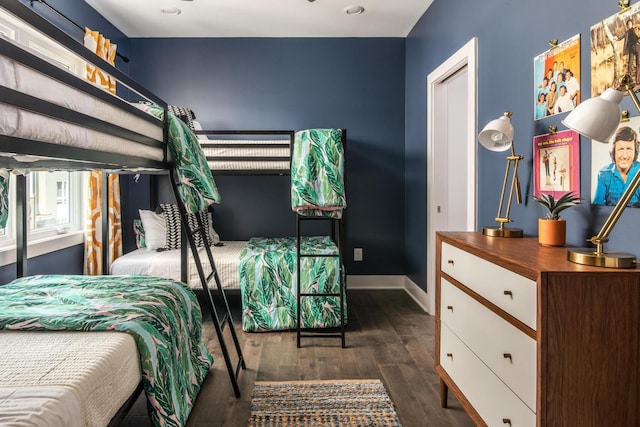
[346,275,429,313]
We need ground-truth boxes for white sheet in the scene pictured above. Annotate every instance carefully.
[0,331,141,427]
[0,386,82,427]
[110,241,247,290]
[200,139,290,171]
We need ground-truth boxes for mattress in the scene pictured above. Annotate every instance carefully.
[0,40,164,162]
[200,139,290,171]
[0,330,141,427]
[109,241,247,290]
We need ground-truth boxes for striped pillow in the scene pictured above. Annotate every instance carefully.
[159,204,217,250]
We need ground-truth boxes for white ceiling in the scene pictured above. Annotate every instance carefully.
[83,0,434,38]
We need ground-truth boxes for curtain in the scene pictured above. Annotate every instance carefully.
[83,28,122,275]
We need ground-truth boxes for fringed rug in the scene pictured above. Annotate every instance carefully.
[249,379,403,426]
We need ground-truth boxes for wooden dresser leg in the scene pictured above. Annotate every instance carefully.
[440,379,448,408]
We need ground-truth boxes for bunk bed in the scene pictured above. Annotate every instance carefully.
[110,126,347,346]
[191,128,348,344]
[0,1,245,425]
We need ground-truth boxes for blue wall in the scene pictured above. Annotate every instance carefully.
[405,0,640,291]
[127,37,407,274]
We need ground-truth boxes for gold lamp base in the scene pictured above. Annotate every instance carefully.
[482,226,523,238]
[567,248,637,268]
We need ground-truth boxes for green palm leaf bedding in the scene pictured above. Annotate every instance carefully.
[0,274,213,427]
[135,103,220,213]
[291,129,346,219]
[239,236,346,332]
[0,169,8,228]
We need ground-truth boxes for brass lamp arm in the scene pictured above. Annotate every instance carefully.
[591,165,640,245]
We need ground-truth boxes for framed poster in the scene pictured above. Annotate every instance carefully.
[591,3,640,96]
[533,129,580,198]
[534,34,581,120]
[591,116,640,207]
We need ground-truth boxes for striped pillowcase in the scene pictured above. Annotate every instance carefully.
[159,204,216,250]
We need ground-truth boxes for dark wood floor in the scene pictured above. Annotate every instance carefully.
[120,289,474,427]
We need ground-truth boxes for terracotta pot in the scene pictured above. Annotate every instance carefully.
[538,218,566,246]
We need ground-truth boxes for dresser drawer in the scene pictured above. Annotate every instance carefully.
[440,278,537,411]
[440,242,537,330]
[440,324,536,427]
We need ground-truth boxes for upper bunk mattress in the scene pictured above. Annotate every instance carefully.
[199,138,290,172]
[0,330,141,427]
[0,50,164,163]
[109,241,247,290]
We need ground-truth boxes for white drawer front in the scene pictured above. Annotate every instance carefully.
[440,278,537,411]
[440,242,537,330]
[440,324,536,427]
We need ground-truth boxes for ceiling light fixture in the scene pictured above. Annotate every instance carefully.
[161,7,181,15]
[344,5,365,15]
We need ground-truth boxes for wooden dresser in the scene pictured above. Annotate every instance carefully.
[435,232,640,426]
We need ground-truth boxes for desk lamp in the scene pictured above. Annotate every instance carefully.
[478,111,524,237]
[562,74,638,268]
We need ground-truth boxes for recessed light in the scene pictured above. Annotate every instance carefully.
[161,7,182,15]
[344,5,365,15]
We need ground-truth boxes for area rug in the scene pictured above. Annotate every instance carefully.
[249,379,403,426]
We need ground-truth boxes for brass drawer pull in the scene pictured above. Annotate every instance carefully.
[447,260,454,265]
[446,305,453,311]
[446,353,453,358]
[503,353,512,361]
[503,290,513,296]
[502,419,511,425]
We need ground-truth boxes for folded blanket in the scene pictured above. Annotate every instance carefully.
[291,129,346,219]
[0,275,213,427]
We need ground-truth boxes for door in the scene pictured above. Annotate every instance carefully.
[425,38,477,314]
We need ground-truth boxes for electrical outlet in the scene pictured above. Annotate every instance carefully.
[354,247,363,262]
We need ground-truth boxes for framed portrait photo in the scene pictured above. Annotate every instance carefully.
[591,116,640,207]
[533,34,581,120]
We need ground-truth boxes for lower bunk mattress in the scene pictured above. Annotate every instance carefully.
[0,274,213,427]
[0,331,140,427]
[239,236,346,332]
[109,241,247,290]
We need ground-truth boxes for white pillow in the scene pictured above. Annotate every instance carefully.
[192,120,208,140]
[139,209,166,250]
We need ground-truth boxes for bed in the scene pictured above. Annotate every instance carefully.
[110,241,247,290]
[0,0,230,424]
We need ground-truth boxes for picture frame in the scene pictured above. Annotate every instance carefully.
[533,34,581,120]
[591,116,640,207]
[533,129,581,198]
[591,3,640,96]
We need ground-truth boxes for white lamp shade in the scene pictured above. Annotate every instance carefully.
[478,114,514,152]
[561,88,624,142]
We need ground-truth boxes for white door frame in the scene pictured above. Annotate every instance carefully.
[425,38,478,314]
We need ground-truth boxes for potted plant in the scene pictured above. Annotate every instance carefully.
[532,191,580,246]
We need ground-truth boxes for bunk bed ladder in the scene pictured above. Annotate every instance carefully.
[169,171,246,398]
[296,214,347,348]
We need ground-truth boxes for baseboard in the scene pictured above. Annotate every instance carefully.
[346,275,430,313]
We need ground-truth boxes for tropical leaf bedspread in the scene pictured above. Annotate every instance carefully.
[291,129,346,219]
[0,274,213,427]
[239,236,345,332]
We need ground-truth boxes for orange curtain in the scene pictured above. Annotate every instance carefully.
[83,28,122,275]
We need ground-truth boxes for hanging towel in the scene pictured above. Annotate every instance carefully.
[291,129,346,218]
